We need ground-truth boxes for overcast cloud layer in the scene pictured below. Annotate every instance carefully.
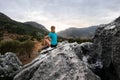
[0,0,120,32]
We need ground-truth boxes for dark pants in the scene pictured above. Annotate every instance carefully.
[51,44,57,48]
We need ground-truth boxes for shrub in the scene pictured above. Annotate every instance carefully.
[0,40,34,58]
[31,31,43,41]
[19,40,34,58]
[17,35,30,42]
[0,40,20,55]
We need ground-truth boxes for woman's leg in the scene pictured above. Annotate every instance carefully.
[46,39,51,47]
[43,38,51,47]
[41,39,49,50]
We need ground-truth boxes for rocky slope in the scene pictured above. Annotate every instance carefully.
[14,41,101,80]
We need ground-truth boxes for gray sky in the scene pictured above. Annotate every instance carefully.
[0,0,120,32]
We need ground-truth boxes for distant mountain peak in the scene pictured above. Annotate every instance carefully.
[57,26,98,39]
[0,12,12,21]
[25,21,49,32]
[0,12,6,16]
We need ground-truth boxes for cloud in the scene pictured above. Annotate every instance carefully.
[0,0,120,32]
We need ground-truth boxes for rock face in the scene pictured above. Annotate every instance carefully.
[93,17,120,80]
[74,42,102,70]
[0,52,22,78]
[14,42,100,80]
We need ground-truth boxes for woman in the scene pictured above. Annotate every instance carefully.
[43,26,58,49]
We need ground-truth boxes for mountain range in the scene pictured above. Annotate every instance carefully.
[1,12,115,40]
[0,12,49,40]
[57,26,99,39]
[24,21,49,32]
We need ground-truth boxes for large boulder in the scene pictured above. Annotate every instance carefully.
[93,23,116,67]
[74,42,103,77]
[74,42,102,69]
[93,17,120,80]
[0,52,22,78]
[14,42,100,80]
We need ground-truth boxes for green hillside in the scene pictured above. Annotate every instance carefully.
[0,12,49,41]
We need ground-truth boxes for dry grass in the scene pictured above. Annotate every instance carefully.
[17,41,43,65]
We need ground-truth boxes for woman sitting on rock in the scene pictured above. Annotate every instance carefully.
[42,26,58,49]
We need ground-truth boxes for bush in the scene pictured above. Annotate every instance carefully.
[19,40,34,58]
[17,35,30,42]
[31,31,43,41]
[0,40,20,54]
[0,40,34,58]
